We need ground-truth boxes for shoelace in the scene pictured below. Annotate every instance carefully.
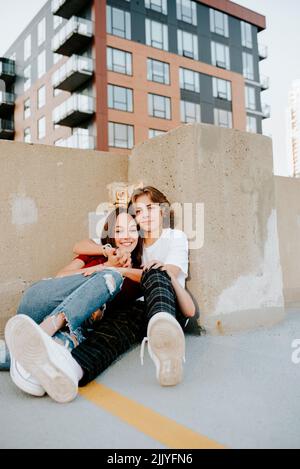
[140,336,186,365]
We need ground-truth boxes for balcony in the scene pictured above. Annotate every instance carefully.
[260,75,270,90]
[258,43,268,60]
[262,104,271,119]
[0,58,16,85]
[53,93,95,127]
[52,16,93,56]
[0,92,15,117]
[0,119,14,140]
[56,129,95,149]
[52,0,92,19]
[52,55,93,92]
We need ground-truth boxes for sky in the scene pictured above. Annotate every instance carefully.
[0,0,299,176]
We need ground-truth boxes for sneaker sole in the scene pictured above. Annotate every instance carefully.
[10,362,46,397]
[5,316,77,403]
[148,316,185,386]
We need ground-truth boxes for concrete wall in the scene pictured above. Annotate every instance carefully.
[275,176,300,307]
[1,125,300,338]
[129,123,285,334]
[0,141,128,337]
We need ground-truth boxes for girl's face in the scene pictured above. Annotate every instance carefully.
[114,212,139,253]
[134,194,162,234]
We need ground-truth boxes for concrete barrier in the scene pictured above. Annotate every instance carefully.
[1,124,300,337]
[275,176,300,307]
[0,141,128,337]
[129,124,286,334]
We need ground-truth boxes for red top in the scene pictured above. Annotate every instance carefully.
[76,254,143,306]
[76,254,107,268]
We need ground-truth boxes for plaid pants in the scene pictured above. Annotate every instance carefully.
[72,268,200,386]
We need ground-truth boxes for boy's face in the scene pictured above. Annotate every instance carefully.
[134,194,162,235]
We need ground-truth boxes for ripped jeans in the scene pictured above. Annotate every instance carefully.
[17,269,123,350]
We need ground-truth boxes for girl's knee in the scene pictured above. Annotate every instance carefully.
[141,267,169,286]
[103,270,123,295]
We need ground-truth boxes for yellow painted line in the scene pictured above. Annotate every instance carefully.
[79,382,225,449]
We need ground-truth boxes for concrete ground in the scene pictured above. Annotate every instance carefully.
[0,308,299,449]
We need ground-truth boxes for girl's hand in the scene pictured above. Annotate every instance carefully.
[105,248,132,268]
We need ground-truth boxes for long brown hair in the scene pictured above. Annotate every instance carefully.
[101,207,143,268]
[130,186,174,229]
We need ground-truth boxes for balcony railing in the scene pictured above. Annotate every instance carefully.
[258,43,268,60]
[56,130,95,149]
[52,0,92,20]
[260,75,270,90]
[0,91,15,117]
[0,58,16,84]
[0,119,15,139]
[52,16,93,56]
[53,93,95,127]
[52,55,93,92]
[262,104,271,119]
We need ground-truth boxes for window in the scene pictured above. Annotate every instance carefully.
[148,93,171,119]
[108,122,134,149]
[106,6,131,40]
[211,42,230,70]
[38,116,46,140]
[38,18,46,46]
[147,59,170,85]
[243,52,254,80]
[24,127,31,143]
[149,129,167,138]
[108,84,133,112]
[177,30,198,60]
[24,65,31,91]
[210,9,229,37]
[214,108,232,128]
[53,15,62,30]
[24,35,31,61]
[145,0,167,15]
[213,77,231,101]
[24,98,31,119]
[245,86,256,110]
[179,68,200,93]
[180,100,201,123]
[176,0,197,26]
[146,19,168,51]
[107,47,132,75]
[38,85,46,109]
[241,21,253,49]
[38,50,46,79]
[246,115,257,133]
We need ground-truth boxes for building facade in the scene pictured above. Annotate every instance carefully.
[287,80,300,178]
[0,0,269,153]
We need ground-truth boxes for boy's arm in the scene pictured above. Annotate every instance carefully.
[167,271,196,318]
[73,239,105,256]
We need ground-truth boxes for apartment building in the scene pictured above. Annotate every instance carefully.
[0,0,269,153]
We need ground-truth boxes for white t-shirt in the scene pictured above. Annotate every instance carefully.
[141,228,189,288]
[94,228,189,289]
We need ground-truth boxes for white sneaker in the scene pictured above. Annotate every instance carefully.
[140,312,186,386]
[5,315,79,403]
[10,358,46,397]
